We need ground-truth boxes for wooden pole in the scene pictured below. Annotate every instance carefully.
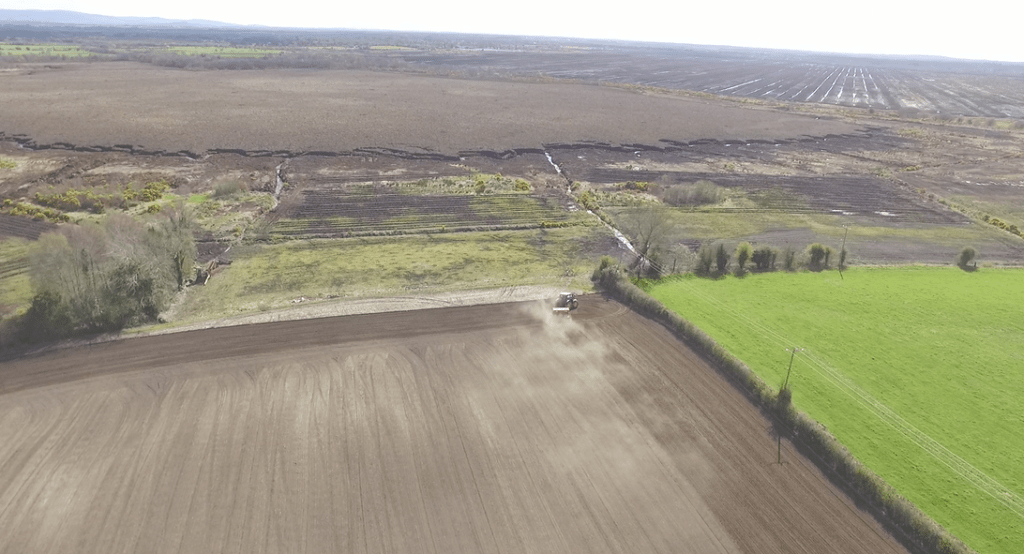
[783,347,801,390]
[839,226,849,279]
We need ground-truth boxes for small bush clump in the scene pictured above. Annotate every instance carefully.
[2,201,70,223]
[735,242,752,273]
[715,243,730,273]
[751,246,777,270]
[782,247,797,271]
[696,244,715,276]
[957,247,976,270]
[213,180,247,198]
[806,243,834,270]
[621,180,651,192]
[577,190,599,211]
[662,180,724,206]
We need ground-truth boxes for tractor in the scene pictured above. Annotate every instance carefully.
[553,292,579,314]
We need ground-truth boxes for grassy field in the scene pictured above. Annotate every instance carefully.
[162,46,283,57]
[0,238,31,318]
[647,267,1024,554]
[173,226,608,324]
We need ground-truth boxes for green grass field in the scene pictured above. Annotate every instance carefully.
[648,267,1024,554]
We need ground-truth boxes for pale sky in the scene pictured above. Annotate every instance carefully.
[7,0,1024,63]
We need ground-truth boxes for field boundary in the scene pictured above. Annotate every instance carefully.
[593,264,974,554]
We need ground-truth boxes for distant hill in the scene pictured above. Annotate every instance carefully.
[0,9,238,28]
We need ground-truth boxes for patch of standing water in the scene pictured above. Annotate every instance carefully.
[605,220,638,254]
[544,152,572,194]
[544,151,562,175]
[274,163,285,197]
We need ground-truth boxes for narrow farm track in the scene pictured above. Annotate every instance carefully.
[0,298,908,554]
[668,278,1024,522]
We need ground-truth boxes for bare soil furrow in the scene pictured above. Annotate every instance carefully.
[0,298,914,553]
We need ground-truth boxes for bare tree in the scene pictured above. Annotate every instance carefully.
[161,204,197,289]
[620,204,678,276]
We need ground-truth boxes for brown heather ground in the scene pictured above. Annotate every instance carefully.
[0,63,855,154]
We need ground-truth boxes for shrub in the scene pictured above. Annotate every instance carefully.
[751,246,777,271]
[735,242,752,273]
[34,189,119,213]
[662,180,724,206]
[715,243,729,273]
[957,247,976,269]
[696,244,715,276]
[806,243,834,270]
[513,179,531,192]
[213,180,246,198]
[621,180,651,192]
[139,180,170,202]
[782,247,797,271]
[0,158,16,169]
[19,289,72,342]
[577,190,599,211]
[591,255,619,281]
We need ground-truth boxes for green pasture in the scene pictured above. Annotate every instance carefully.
[172,226,606,324]
[649,267,1024,554]
[0,43,94,57]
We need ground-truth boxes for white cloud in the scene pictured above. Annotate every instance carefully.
[6,0,1024,62]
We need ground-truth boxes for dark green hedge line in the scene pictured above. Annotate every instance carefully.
[592,263,973,554]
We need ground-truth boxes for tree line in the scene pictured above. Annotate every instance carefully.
[16,207,196,342]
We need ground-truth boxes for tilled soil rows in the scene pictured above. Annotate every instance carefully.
[0,298,908,554]
[269,189,573,237]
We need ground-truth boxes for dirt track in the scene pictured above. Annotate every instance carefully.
[0,297,908,553]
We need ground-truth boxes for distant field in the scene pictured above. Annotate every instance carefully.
[0,43,94,57]
[649,267,1024,554]
[162,46,283,58]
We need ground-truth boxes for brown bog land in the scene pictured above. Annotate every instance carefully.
[0,63,854,153]
[0,297,907,553]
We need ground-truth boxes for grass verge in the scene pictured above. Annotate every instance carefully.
[173,226,608,323]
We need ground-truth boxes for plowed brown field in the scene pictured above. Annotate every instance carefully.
[0,297,908,554]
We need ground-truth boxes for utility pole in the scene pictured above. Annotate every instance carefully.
[783,347,802,390]
[838,226,849,279]
[777,347,802,464]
